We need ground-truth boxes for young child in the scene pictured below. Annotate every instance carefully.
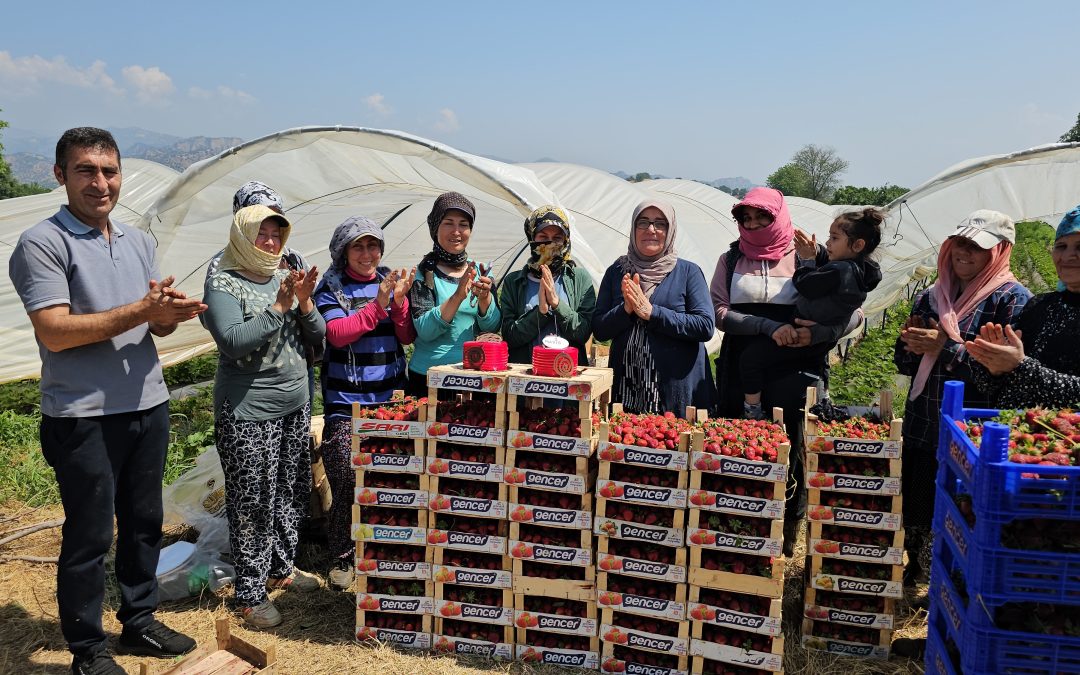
[740,208,884,419]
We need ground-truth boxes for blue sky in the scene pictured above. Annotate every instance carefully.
[2,1,1078,187]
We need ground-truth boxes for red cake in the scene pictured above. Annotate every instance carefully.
[532,336,578,377]
[463,334,509,371]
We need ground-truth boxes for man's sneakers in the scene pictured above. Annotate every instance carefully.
[115,619,196,658]
[72,651,126,675]
[267,567,321,592]
[242,600,283,629]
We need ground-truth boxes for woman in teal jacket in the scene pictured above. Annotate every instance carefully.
[500,206,595,365]
[406,192,500,394]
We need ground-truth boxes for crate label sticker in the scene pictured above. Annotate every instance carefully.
[609,659,688,675]
[686,528,781,557]
[515,645,599,669]
[508,540,590,566]
[355,487,428,508]
[353,418,426,438]
[514,610,597,636]
[428,458,504,481]
[429,495,507,518]
[804,604,894,629]
[812,574,903,598]
[357,594,434,614]
[802,635,890,660]
[597,554,687,583]
[597,590,685,621]
[807,504,902,531]
[508,430,591,456]
[427,530,506,553]
[690,638,782,671]
[599,443,688,470]
[351,523,426,545]
[427,423,503,446]
[942,504,970,559]
[356,627,431,649]
[807,434,900,458]
[599,480,687,508]
[429,372,505,393]
[689,603,782,636]
[509,503,592,529]
[691,452,787,482]
[432,636,512,659]
[938,579,964,632]
[601,624,688,655]
[355,559,431,579]
[508,468,586,494]
[354,453,424,473]
[594,518,684,546]
[435,600,513,625]
[946,421,976,483]
[432,565,513,588]
[808,471,900,495]
[809,538,903,565]
[509,377,592,400]
[690,490,785,519]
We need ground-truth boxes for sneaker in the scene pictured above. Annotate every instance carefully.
[329,562,355,590]
[116,619,196,658]
[242,600,283,629]
[743,401,764,420]
[72,651,126,675]
[267,567,321,592]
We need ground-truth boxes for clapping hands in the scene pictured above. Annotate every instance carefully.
[621,273,652,321]
[538,264,560,315]
[965,322,1025,376]
[793,228,817,260]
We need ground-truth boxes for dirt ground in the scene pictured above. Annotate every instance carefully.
[0,505,927,674]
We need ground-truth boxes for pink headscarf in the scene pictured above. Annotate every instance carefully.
[908,238,1017,399]
[733,187,794,262]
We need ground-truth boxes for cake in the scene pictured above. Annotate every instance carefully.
[532,335,578,377]
[463,333,509,371]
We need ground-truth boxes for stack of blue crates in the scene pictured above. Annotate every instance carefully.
[926,380,1080,674]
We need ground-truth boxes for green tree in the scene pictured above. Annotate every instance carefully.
[1061,112,1080,143]
[0,112,50,199]
[765,163,808,197]
[832,184,909,206]
[790,144,848,201]
[626,172,652,183]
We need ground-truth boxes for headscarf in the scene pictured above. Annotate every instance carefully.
[908,237,1017,399]
[524,205,573,275]
[423,192,475,269]
[1056,206,1080,291]
[232,181,284,214]
[618,200,679,298]
[318,216,385,313]
[217,205,291,276]
[732,187,794,262]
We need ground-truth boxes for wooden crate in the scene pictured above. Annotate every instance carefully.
[596,495,686,530]
[802,618,892,660]
[600,615,690,657]
[354,540,432,579]
[806,521,905,565]
[426,519,509,555]
[506,362,613,404]
[514,593,598,640]
[433,618,515,645]
[688,469,786,520]
[688,585,782,637]
[354,470,429,491]
[351,503,428,544]
[803,587,896,630]
[351,436,426,472]
[505,447,592,493]
[512,574,595,601]
[505,364,609,456]
[688,549,785,598]
[351,397,428,440]
[357,576,434,596]
[599,644,689,675]
[597,455,689,492]
[806,555,904,599]
[511,555,595,581]
[433,584,514,626]
[687,508,784,558]
[690,647,784,674]
[356,610,433,633]
[596,536,688,583]
[806,489,903,531]
[597,572,687,621]
[806,453,902,495]
[425,442,506,482]
[428,476,508,519]
[148,618,275,675]
[805,387,902,459]
[510,522,592,549]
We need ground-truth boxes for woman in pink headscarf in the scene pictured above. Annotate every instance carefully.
[710,187,861,555]
[892,210,1030,587]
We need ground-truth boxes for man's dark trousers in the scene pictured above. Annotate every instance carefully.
[40,401,170,656]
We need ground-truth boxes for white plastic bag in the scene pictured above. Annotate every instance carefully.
[162,445,230,554]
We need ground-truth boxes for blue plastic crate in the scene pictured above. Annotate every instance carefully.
[930,544,1080,674]
[938,381,1080,522]
[925,616,962,675]
[936,456,1080,604]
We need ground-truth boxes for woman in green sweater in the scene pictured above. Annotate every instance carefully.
[406,192,501,394]
[500,205,595,365]
[203,205,326,628]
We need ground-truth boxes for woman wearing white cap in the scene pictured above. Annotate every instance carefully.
[893,210,1031,588]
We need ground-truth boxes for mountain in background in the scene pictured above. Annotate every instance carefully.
[126,135,242,171]
[708,176,756,191]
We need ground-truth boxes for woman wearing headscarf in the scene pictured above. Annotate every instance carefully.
[592,200,715,414]
[967,206,1080,408]
[710,187,858,555]
[893,210,1030,587]
[202,205,326,628]
[313,216,416,589]
[500,206,596,365]
[406,192,501,395]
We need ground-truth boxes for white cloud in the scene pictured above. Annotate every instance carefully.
[435,108,459,133]
[187,85,255,104]
[122,65,174,104]
[0,51,121,95]
[365,93,392,115]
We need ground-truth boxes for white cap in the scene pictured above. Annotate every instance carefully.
[948,210,1016,249]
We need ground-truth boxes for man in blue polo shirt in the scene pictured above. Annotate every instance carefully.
[9,128,206,675]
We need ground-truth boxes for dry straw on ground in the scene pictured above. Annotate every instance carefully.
[0,505,926,674]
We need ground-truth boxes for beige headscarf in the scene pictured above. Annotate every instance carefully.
[217,205,291,276]
[618,200,679,298]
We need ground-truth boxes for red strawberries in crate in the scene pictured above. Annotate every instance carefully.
[960,408,1080,467]
[699,418,787,461]
[434,399,498,428]
[606,411,691,449]
[355,397,426,421]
